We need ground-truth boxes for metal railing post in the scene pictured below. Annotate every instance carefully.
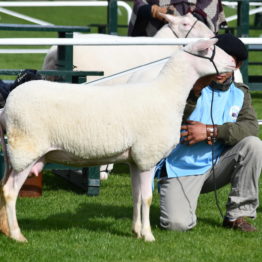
[107,0,118,35]
[237,0,250,83]
[57,32,73,82]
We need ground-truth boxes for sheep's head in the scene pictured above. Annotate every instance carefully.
[160,13,214,38]
[183,38,236,77]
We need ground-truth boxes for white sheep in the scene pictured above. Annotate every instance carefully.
[42,13,215,84]
[43,13,243,180]
[43,13,216,180]
[0,39,235,243]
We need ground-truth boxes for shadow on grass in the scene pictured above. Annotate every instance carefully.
[32,164,162,238]
[42,172,85,194]
[251,91,262,99]
[42,163,130,195]
[197,217,221,227]
[19,202,160,238]
[111,163,129,175]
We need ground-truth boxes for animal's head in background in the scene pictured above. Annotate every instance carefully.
[159,12,215,38]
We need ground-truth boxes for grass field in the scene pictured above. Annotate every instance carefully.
[0,3,261,262]
[0,166,261,262]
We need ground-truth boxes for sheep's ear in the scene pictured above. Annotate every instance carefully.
[185,12,194,18]
[159,13,175,23]
[185,38,218,53]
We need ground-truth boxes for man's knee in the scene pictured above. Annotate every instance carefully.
[242,136,262,152]
[240,136,262,159]
[160,216,196,231]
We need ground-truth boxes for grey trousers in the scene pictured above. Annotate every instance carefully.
[159,136,262,231]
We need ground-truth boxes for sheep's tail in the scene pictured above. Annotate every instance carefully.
[0,110,10,186]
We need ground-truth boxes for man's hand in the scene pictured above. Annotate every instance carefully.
[180,120,207,145]
[151,5,167,20]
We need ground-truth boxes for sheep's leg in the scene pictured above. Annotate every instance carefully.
[100,163,114,180]
[3,158,45,242]
[3,168,29,242]
[130,164,155,242]
[139,169,155,242]
[0,186,10,237]
[130,164,142,238]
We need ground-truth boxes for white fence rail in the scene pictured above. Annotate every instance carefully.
[222,1,262,7]
[0,37,261,46]
[0,49,48,54]
[226,6,262,23]
[0,7,52,26]
[0,37,260,54]
[0,1,133,53]
[0,1,132,24]
[0,1,261,54]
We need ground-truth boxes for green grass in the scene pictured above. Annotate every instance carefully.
[0,164,261,262]
[251,91,262,136]
[0,4,261,262]
[0,5,129,77]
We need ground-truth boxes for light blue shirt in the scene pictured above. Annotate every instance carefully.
[156,83,244,178]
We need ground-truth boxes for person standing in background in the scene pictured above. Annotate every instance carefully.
[128,0,227,36]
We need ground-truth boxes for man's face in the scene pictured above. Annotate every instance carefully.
[210,57,239,84]
[212,71,234,84]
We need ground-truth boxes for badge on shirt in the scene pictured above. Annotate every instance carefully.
[229,105,241,120]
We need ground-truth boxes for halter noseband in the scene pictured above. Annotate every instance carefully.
[183,45,219,75]
[169,18,198,38]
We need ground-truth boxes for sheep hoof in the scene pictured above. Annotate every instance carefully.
[10,229,28,243]
[132,229,142,239]
[134,232,142,239]
[11,233,28,243]
[100,172,109,180]
[143,232,155,242]
[132,223,142,239]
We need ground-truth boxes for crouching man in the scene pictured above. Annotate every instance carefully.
[156,33,262,232]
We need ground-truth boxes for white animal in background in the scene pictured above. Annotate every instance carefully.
[0,39,235,243]
[42,13,215,84]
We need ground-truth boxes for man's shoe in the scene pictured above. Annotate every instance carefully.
[223,217,257,232]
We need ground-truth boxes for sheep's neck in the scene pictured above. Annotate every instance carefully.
[157,52,199,102]
[154,24,176,38]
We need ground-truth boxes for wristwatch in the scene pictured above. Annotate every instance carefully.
[206,125,218,145]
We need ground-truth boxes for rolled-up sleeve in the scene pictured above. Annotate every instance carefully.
[217,87,259,146]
